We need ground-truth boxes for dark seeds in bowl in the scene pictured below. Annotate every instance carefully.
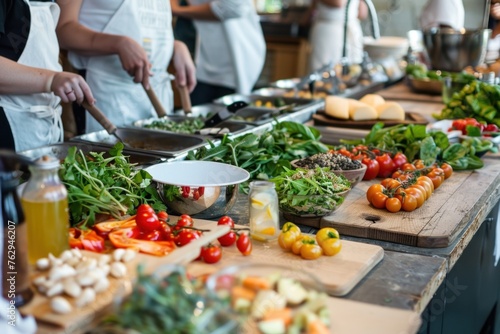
[294,153,362,170]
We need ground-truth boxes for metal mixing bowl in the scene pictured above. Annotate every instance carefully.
[422,28,491,72]
[145,161,250,219]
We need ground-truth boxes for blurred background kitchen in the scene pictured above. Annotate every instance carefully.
[247,0,488,85]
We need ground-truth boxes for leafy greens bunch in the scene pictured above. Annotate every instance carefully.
[186,121,329,191]
[342,122,487,170]
[61,143,166,227]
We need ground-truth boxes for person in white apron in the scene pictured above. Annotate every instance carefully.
[171,0,266,105]
[419,0,465,31]
[308,0,365,72]
[56,0,196,133]
[0,0,95,152]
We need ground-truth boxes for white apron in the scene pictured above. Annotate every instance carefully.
[309,0,363,71]
[68,0,174,133]
[0,1,63,152]
[191,0,265,94]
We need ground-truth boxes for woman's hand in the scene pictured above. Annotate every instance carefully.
[116,36,152,88]
[49,72,95,105]
[172,41,197,92]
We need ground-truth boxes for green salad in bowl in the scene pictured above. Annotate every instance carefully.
[271,167,351,217]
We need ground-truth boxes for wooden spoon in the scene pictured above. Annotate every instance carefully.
[177,85,192,115]
[81,100,129,146]
[143,85,167,117]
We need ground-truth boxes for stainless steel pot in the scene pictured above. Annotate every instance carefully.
[422,28,491,72]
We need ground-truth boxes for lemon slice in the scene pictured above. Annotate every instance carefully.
[259,227,276,236]
[251,193,271,209]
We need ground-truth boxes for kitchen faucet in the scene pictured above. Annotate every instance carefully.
[342,0,380,75]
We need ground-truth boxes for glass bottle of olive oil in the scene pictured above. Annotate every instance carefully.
[21,156,69,264]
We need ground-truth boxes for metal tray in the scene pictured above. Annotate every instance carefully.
[214,94,320,111]
[172,104,226,118]
[18,142,168,166]
[70,128,207,157]
[132,116,253,137]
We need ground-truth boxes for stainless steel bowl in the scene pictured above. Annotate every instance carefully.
[145,161,250,219]
[422,28,491,72]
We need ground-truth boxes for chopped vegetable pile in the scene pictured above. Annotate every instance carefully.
[142,117,205,134]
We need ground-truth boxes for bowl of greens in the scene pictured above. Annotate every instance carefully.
[271,167,351,217]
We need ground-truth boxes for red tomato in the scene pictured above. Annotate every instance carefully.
[136,204,155,214]
[236,233,252,256]
[157,211,169,221]
[174,215,194,231]
[201,244,222,264]
[135,211,161,233]
[218,231,237,247]
[176,229,200,247]
[159,222,173,241]
[376,153,396,178]
[392,152,408,170]
[362,157,380,181]
[485,124,499,132]
[217,216,235,228]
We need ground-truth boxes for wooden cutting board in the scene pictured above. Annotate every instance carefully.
[316,159,500,248]
[19,225,230,333]
[377,82,444,103]
[312,110,428,129]
[189,220,384,297]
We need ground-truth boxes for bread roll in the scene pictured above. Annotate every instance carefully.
[359,94,386,108]
[347,99,378,121]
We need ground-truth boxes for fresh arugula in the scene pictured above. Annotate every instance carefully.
[61,143,166,227]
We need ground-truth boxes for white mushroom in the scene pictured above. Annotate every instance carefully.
[98,254,111,267]
[48,264,76,282]
[60,250,74,262]
[46,282,64,297]
[51,297,73,314]
[48,253,63,267]
[71,248,83,259]
[93,278,110,293]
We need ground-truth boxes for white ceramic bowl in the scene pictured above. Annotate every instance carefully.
[145,161,250,218]
[363,36,409,61]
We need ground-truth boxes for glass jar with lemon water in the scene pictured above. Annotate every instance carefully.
[21,156,69,264]
[248,181,280,241]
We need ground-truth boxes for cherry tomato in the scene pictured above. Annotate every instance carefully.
[392,152,408,170]
[405,188,425,209]
[376,153,396,178]
[218,231,237,247]
[136,211,161,233]
[398,193,418,212]
[174,215,194,231]
[440,163,453,179]
[217,216,235,228]
[159,222,173,241]
[136,203,155,214]
[385,197,402,213]
[366,184,385,203]
[201,244,222,264]
[362,157,380,181]
[410,184,428,201]
[236,233,252,256]
[176,229,200,247]
[401,163,417,171]
[157,211,169,221]
[381,178,400,190]
[371,192,389,209]
[427,171,443,190]
[485,124,499,132]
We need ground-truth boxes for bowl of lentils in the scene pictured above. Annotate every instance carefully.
[291,152,367,187]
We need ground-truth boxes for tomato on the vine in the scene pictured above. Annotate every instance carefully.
[362,157,379,180]
[218,231,237,247]
[176,229,200,247]
[366,184,385,203]
[392,153,408,170]
[217,216,234,228]
[174,215,194,231]
[138,229,163,241]
[371,192,389,209]
[376,153,396,178]
[136,211,161,233]
[385,197,401,213]
[236,233,252,256]
[201,244,222,264]
[440,163,453,179]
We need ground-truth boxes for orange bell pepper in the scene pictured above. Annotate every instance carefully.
[69,227,105,253]
[108,227,176,256]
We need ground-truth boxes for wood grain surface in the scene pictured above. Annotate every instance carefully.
[314,159,500,248]
[377,82,444,103]
[189,220,384,297]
